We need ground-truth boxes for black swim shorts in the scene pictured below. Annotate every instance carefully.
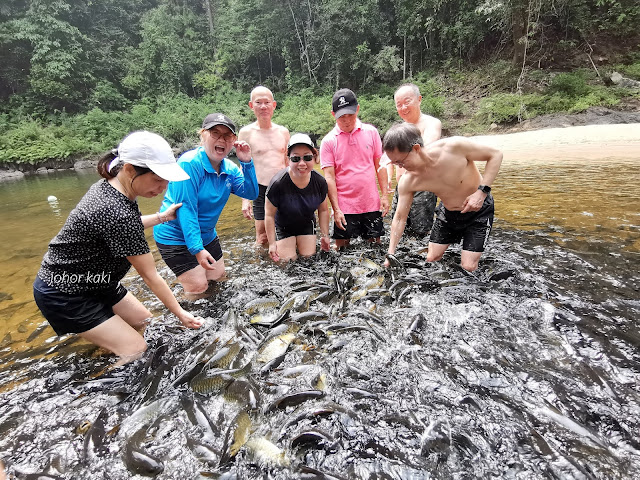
[429,194,494,252]
[332,211,384,241]
[156,237,223,277]
[276,219,316,240]
[252,184,268,221]
[391,188,437,237]
[33,276,128,335]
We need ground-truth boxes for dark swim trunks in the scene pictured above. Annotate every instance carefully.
[429,194,494,252]
[252,184,268,221]
[156,237,223,277]
[33,276,128,335]
[332,211,384,240]
[390,188,437,237]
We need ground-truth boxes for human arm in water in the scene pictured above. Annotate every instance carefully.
[384,177,413,267]
[317,196,331,251]
[323,166,346,231]
[264,198,280,262]
[127,253,203,328]
[374,155,390,216]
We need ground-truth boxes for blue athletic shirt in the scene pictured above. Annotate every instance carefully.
[266,168,328,229]
[154,147,258,255]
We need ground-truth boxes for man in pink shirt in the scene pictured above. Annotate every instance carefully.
[320,88,390,248]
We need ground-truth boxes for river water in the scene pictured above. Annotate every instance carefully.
[0,153,638,479]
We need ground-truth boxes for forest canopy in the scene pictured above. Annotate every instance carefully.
[1,0,638,115]
[0,0,638,166]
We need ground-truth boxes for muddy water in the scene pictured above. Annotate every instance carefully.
[0,151,638,479]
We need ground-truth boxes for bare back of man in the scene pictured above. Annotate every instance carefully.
[238,86,290,245]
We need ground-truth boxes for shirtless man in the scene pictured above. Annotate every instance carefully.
[382,83,441,237]
[238,86,290,245]
[383,122,503,272]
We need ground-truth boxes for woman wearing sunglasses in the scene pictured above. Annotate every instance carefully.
[154,113,258,298]
[264,133,330,262]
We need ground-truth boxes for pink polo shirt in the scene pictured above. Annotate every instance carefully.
[320,119,383,215]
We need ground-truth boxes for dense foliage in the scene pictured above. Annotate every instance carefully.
[0,0,638,165]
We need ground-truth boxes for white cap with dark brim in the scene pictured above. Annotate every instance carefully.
[287,133,316,155]
[117,131,190,182]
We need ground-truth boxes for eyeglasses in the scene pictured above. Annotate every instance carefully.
[289,154,314,163]
[394,150,412,165]
[208,131,235,142]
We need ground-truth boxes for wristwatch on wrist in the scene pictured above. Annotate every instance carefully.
[478,185,491,194]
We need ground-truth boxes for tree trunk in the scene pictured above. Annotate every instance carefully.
[512,1,528,65]
[203,0,215,52]
[403,34,406,80]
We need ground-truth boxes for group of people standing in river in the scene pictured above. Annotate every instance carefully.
[32,83,503,360]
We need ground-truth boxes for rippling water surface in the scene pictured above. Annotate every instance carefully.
[0,155,638,479]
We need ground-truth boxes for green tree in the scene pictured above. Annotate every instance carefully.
[122,1,209,98]
[0,0,92,112]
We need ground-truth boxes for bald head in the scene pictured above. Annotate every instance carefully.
[394,83,422,124]
[394,83,420,100]
[250,86,274,102]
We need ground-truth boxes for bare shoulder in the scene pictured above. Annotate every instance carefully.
[421,114,442,128]
[238,122,259,139]
[397,171,421,194]
[441,136,501,161]
[272,123,289,135]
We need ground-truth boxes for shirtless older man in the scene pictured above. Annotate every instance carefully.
[383,123,503,272]
[239,86,290,245]
[382,83,441,236]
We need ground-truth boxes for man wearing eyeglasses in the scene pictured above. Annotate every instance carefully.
[383,122,502,272]
[320,88,390,249]
[238,86,290,246]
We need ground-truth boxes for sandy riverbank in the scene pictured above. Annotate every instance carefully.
[471,123,640,161]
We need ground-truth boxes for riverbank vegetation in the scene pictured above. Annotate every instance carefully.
[1,0,638,167]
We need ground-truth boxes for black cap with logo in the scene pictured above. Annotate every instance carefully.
[332,88,358,118]
[201,113,237,135]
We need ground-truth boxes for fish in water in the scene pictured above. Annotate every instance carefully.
[190,364,251,395]
[243,297,280,315]
[244,436,290,467]
[290,428,337,452]
[257,332,296,364]
[265,390,325,412]
[123,423,164,477]
[220,411,252,465]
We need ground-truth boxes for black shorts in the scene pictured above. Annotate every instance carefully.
[156,237,223,277]
[252,184,268,221]
[391,188,437,236]
[332,211,384,240]
[276,219,316,240]
[33,276,128,335]
[429,194,494,252]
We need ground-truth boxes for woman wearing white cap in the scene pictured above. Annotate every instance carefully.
[264,133,330,262]
[33,131,202,362]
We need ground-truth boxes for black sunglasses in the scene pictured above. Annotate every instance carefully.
[289,154,314,163]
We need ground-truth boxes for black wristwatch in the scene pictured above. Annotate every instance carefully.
[478,185,491,194]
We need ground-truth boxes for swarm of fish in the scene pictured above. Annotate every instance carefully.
[0,244,545,480]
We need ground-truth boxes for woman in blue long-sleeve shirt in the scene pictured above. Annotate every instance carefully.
[154,113,258,298]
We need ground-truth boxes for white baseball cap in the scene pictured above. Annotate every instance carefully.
[287,133,316,155]
[116,131,190,182]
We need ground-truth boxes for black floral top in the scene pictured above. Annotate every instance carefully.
[37,179,150,294]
